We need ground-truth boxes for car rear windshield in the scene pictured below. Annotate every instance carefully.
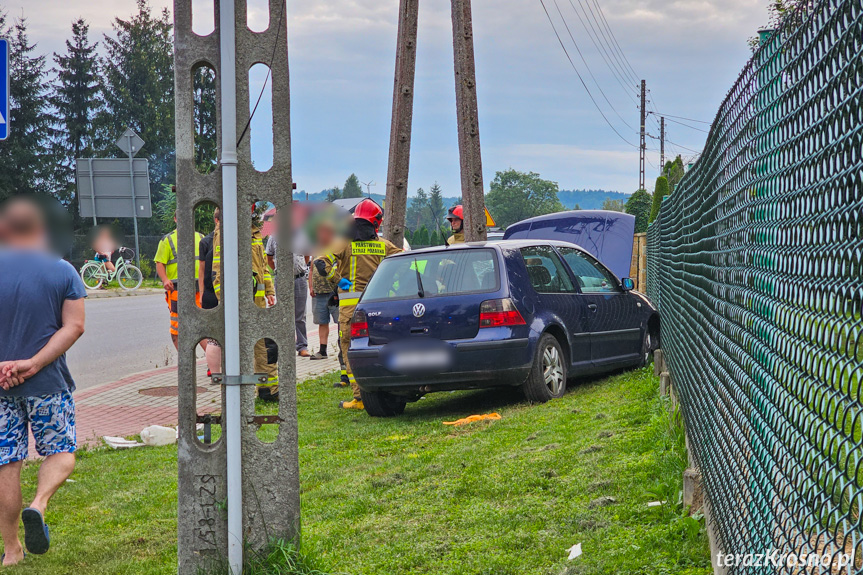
[362,249,500,302]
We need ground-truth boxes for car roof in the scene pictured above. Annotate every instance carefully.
[389,239,593,258]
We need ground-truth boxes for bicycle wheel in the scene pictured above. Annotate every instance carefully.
[80,262,104,290]
[118,265,143,291]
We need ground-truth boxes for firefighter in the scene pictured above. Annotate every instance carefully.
[315,199,402,410]
[445,205,465,245]
[212,207,278,399]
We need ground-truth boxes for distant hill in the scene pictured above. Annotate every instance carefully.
[557,190,630,210]
[301,188,626,211]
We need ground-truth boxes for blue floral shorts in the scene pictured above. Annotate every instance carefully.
[0,391,76,465]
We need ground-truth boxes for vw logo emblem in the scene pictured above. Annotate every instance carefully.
[412,303,426,318]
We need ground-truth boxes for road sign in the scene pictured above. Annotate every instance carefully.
[75,158,152,218]
[485,207,496,227]
[0,39,9,141]
[116,128,144,156]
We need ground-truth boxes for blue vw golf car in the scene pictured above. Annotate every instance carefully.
[348,240,659,417]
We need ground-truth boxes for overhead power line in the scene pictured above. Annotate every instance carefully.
[665,139,702,154]
[552,0,638,132]
[568,0,639,103]
[538,0,639,149]
[653,112,712,125]
[663,117,709,134]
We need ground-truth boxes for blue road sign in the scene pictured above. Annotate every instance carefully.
[0,39,8,141]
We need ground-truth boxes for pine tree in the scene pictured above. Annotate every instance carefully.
[428,182,446,224]
[342,173,364,198]
[51,18,104,219]
[406,187,429,232]
[649,176,669,223]
[100,0,174,235]
[0,13,56,200]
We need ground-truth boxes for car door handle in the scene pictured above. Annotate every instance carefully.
[587,304,597,312]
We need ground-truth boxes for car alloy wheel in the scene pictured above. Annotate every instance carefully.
[542,345,565,396]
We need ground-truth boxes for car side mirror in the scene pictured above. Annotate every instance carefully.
[621,278,635,291]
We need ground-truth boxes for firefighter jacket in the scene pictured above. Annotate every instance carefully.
[315,236,402,294]
[212,224,275,300]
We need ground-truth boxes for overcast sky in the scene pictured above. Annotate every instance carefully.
[12,0,768,196]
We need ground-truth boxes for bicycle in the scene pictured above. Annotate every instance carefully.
[79,247,144,291]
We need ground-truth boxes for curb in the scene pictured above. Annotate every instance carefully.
[85,288,163,299]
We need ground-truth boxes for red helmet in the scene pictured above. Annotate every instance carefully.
[353,199,384,229]
[445,205,464,221]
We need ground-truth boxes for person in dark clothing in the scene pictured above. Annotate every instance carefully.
[198,209,221,376]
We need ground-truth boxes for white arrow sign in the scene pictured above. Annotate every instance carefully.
[0,110,5,124]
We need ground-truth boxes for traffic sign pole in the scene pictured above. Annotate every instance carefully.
[127,134,141,268]
[0,38,9,141]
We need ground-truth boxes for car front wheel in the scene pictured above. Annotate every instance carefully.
[523,333,567,403]
[361,389,408,417]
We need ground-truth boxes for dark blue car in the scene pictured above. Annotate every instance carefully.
[348,240,659,417]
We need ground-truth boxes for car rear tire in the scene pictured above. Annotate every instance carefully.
[361,389,407,417]
[523,333,567,403]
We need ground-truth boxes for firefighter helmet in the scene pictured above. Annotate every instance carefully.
[445,205,464,221]
[353,199,384,229]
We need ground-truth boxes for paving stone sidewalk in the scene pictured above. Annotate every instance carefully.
[72,326,341,447]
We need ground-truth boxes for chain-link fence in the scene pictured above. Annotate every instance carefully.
[647,0,863,571]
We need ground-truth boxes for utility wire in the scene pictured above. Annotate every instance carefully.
[553,0,638,132]
[653,112,712,124]
[589,0,641,85]
[665,139,702,154]
[567,0,639,104]
[580,0,639,87]
[538,0,639,148]
[237,0,286,148]
[664,117,709,134]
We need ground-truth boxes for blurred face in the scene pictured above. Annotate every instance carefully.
[449,217,463,232]
[317,223,334,247]
[0,198,47,249]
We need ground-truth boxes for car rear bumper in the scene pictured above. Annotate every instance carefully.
[349,337,533,393]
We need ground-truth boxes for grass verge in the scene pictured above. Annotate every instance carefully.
[9,367,709,574]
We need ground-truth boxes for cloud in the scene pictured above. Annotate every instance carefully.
[16,0,768,197]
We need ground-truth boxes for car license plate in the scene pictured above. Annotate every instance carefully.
[386,348,452,373]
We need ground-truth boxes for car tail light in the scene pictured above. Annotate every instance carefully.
[351,309,368,338]
[479,299,526,328]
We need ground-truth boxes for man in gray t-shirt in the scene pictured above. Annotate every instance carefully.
[266,235,309,356]
[0,197,86,565]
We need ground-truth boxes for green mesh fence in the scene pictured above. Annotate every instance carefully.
[647,0,863,571]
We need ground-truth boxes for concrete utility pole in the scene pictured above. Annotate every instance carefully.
[173,1,299,573]
[660,116,665,172]
[382,0,420,246]
[639,79,646,191]
[452,0,487,241]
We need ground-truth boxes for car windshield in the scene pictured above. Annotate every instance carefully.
[362,249,499,301]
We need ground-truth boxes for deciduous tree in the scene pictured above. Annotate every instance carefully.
[625,189,653,233]
[486,169,564,228]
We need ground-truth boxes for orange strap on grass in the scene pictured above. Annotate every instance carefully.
[442,413,502,426]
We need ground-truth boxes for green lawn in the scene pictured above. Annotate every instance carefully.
[10,367,710,575]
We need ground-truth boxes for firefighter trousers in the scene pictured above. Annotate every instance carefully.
[253,295,278,391]
[338,300,359,400]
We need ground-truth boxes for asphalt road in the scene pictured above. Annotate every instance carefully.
[66,293,190,391]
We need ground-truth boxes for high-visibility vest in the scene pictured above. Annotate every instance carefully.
[154,229,203,281]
